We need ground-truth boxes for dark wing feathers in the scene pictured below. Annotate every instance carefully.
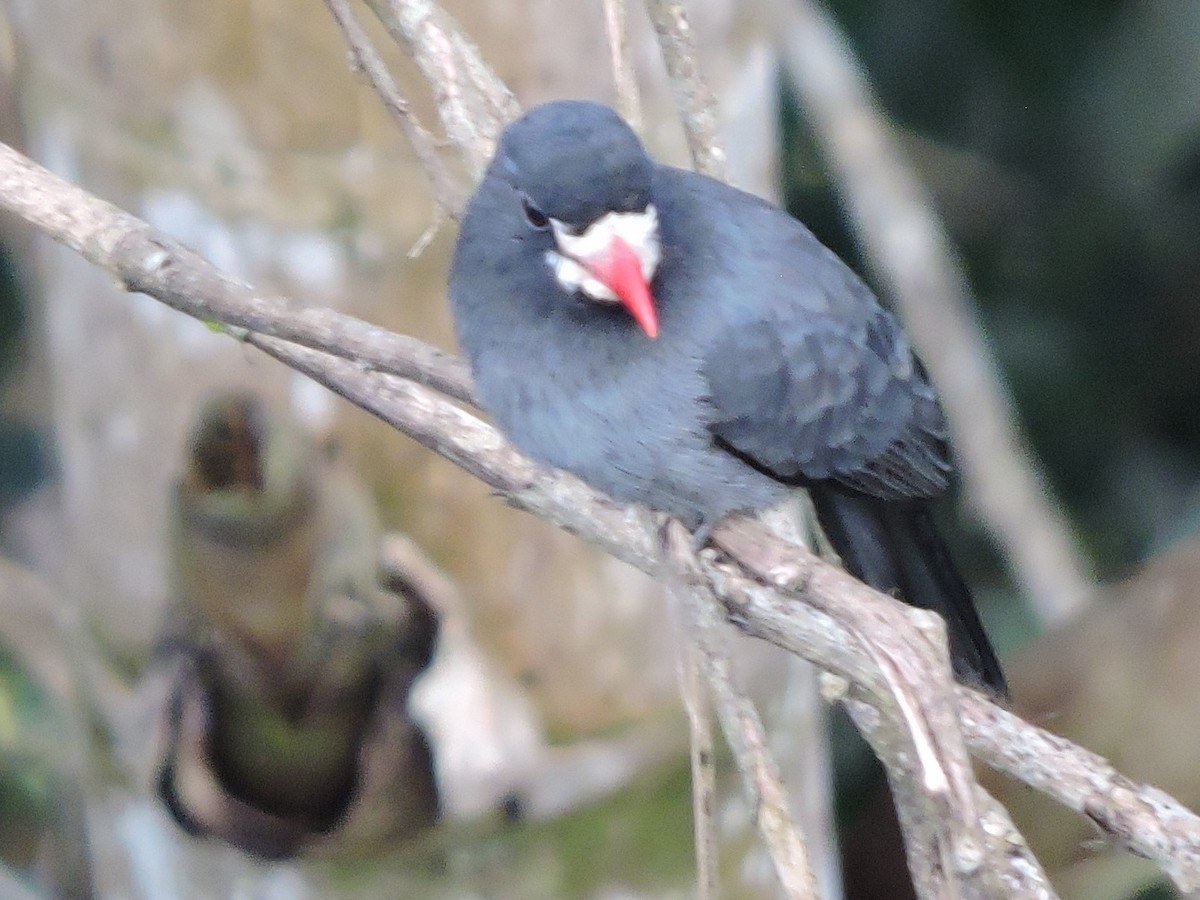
[702,273,953,501]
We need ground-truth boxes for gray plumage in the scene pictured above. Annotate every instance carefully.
[449,101,1004,693]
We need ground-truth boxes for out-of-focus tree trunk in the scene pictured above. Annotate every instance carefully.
[5,0,834,895]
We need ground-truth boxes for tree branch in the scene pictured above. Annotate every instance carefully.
[667,524,820,899]
[0,141,473,405]
[3,128,1196,891]
[958,690,1200,890]
[603,0,643,132]
[715,524,1030,899]
[4,1,1198,887]
[364,0,518,177]
[246,332,1060,899]
[643,0,726,179]
[677,633,719,900]
[323,0,466,215]
[709,531,1200,892]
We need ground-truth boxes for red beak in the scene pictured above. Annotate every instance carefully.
[584,237,659,339]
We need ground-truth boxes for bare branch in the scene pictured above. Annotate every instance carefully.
[364,0,519,176]
[248,331,1065,898]
[708,538,1200,893]
[959,690,1200,892]
[2,136,1198,891]
[843,682,1057,898]
[715,524,992,899]
[677,630,720,900]
[242,333,662,571]
[668,524,820,899]
[971,787,1059,897]
[643,0,725,179]
[0,142,473,405]
[604,0,644,131]
[766,0,1094,625]
[323,0,466,215]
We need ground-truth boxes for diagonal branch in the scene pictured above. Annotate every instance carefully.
[643,0,725,179]
[666,523,820,899]
[323,0,466,215]
[252,331,1053,898]
[0,134,1192,891]
[364,0,518,176]
[0,142,473,405]
[604,0,643,131]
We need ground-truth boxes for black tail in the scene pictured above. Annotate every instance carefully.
[809,484,1007,696]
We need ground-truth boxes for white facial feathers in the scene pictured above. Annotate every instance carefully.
[545,205,660,302]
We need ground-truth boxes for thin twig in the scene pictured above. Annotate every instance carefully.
[624,6,821,889]
[766,0,1093,624]
[971,786,1059,897]
[678,635,720,899]
[2,139,1198,892]
[709,538,1200,893]
[364,0,519,176]
[643,0,725,179]
[714,525,990,899]
[668,524,820,899]
[0,142,473,404]
[323,0,465,215]
[604,0,643,131]
[958,690,1200,892]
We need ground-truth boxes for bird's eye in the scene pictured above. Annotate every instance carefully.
[521,196,549,230]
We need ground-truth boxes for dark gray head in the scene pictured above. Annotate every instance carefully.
[492,101,654,228]
[467,101,662,337]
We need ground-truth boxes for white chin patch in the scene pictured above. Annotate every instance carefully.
[545,252,620,302]
[546,205,660,302]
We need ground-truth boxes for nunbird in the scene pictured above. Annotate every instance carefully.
[449,100,1005,693]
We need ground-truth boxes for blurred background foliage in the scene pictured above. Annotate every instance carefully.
[785,0,1200,578]
[778,3,1200,897]
[1,0,1199,897]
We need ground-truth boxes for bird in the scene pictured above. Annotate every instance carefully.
[449,100,1005,694]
